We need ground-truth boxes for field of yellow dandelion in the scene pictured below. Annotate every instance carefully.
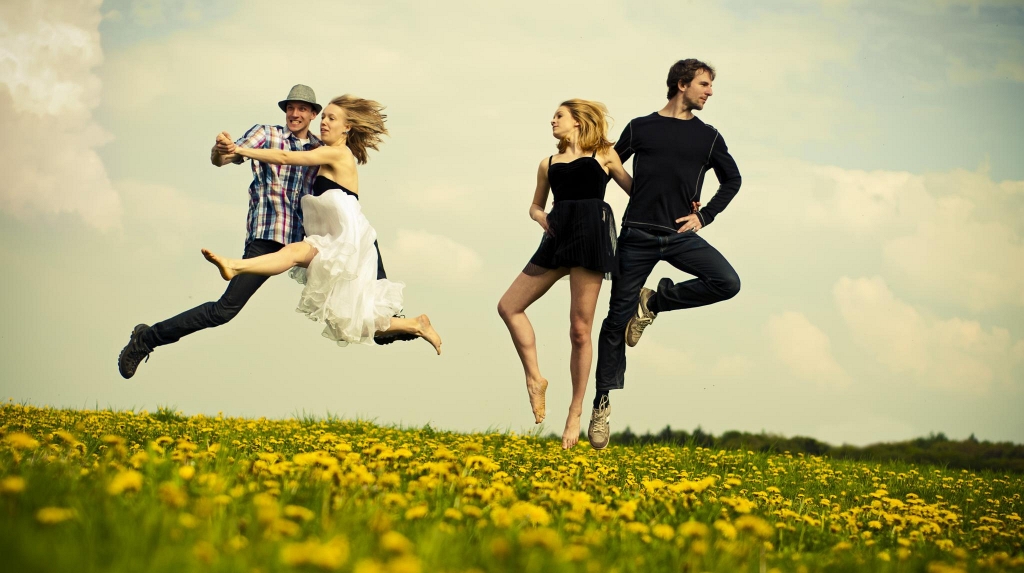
[1,404,1022,572]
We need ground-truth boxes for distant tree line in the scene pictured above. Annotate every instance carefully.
[597,427,1024,474]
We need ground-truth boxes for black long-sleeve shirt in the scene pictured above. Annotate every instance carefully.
[615,112,741,232]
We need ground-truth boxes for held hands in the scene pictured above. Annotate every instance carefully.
[675,201,703,233]
[215,132,238,155]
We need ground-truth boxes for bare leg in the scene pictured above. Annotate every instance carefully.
[202,242,317,280]
[562,267,603,449]
[497,269,566,424]
[377,315,442,355]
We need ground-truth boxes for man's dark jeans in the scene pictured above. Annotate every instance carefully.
[143,239,284,349]
[595,226,741,391]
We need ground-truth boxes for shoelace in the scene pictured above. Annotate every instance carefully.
[129,340,151,365]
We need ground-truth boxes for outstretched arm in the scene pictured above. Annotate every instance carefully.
[221,134,339,166]
[601,148,632,195]
[529,158,552,233]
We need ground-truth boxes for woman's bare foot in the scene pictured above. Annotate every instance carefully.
[526,377,548,424]
[201,248,237,281]
[562,410,582,449]
[416,314,442,355]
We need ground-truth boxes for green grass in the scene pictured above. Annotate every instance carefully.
[1,404,1022,572]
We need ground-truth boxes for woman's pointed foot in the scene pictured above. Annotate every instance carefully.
[201,248,236,281]
[526,377,548,424]
[416,315,442,355]
[562,410,582,449]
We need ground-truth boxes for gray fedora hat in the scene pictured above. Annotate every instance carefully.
[278,84,321,114]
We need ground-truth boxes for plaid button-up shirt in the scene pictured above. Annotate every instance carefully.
[236,125,322,245]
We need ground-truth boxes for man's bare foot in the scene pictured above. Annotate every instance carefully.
[201,248,237,281]
[526,377,548,424]
[416,314,442,355]
[562,410,582,449]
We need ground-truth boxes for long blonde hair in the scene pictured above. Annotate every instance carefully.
[556,98,613,154]
[331,94,388,164]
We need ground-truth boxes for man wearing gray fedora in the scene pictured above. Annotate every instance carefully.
[118,85,323,379]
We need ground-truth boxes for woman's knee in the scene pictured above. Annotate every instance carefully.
[497,299,518,322]
[569,320,593,348]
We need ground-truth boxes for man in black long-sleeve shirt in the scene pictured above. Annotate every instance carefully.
[588,59,742,449]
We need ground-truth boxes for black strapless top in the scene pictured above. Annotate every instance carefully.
[312,175,358,199]
[548,156,609,203]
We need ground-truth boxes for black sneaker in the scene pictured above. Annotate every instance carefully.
[118,324,153,379]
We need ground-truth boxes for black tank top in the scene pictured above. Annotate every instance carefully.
[548,152,608,202]
[312,175,358,199]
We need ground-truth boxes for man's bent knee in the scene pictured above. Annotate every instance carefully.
[716,273,741,301]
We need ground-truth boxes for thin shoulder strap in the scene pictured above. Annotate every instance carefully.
[591,150,597,158]
[548,155,553,168]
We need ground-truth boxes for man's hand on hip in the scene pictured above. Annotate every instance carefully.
[675,202,703,233]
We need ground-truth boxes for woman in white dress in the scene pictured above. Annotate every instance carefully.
[202,94,442,354]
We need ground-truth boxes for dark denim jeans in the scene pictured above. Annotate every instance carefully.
[595,226,740,391]
[143,239,285,348]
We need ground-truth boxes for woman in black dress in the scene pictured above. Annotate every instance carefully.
[497,99,631,449]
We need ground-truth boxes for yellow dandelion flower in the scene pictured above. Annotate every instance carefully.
[383,493,408,508]
[5,432,39,450]
[280,536,349,570]
[178,465,196,480]
[158,482,188,508]
[107,470,143,495]
[462,505,483,519]
[178,513,199,529]
[558,544,587,562]
[624,522,650,535]
[352,559,385,573]
[616,500,638,520]
[0,476,26,494]
[36,507,76,524]
[404,504,429,520]
[734,515,774,539]
[380,531,414,554]
[509,501,551,526]
[652,524,675,541]
[444,508,463,521]
[714,519,737,540]
[678,520,709,538]
[387,555,422,573]
[284,504,316,521]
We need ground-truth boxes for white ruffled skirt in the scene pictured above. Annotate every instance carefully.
[288,189,404,346]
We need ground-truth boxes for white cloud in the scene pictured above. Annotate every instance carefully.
[834,276,1023,391]
[766,312,850,387]
[749,158,1024,311]
[0,0,119,230]
[386,229,482,284]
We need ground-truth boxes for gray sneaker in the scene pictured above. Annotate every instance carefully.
[118,324,153,379]
[625,287,656,347]
[588,396,611,450]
